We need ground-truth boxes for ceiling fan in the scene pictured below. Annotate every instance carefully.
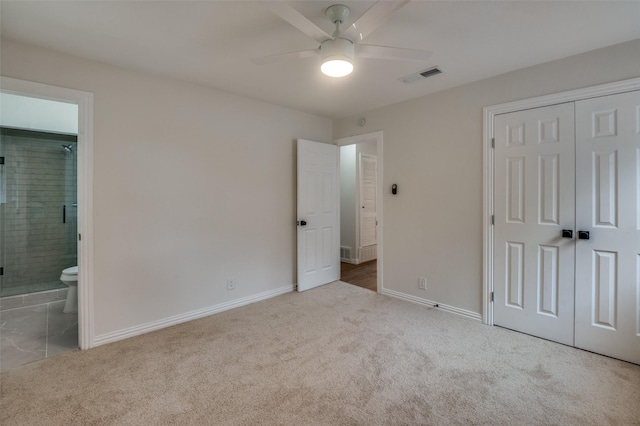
[252,0,432,77]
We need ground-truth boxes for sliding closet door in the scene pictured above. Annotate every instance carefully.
[493,103,576,345]
[574,90,640,365]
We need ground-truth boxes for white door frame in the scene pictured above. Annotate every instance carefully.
[335,131,383,293]
[1,76,94,349]
[483,76,640,325]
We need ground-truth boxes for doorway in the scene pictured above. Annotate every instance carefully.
[336,132,383,293]
[0,76,94,354]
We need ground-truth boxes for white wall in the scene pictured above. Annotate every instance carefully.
[334,38,640,315]
[1,39,332,340]
[357,140,377,157]
[0,92,78,134]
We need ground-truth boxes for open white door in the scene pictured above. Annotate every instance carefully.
[297,139,339,291]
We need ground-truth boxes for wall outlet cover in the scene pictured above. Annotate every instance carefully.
[226,279,236,290]
[419,277,427,290]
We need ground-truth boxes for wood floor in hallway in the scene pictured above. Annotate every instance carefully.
[340,260,376,292]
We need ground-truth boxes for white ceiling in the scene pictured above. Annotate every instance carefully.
[2,1,639,119]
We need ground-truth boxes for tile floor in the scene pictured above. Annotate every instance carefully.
[0,295,78,372]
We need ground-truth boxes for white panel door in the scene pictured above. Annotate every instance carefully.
[297,139,339,292]
[494,103,576,345]
[574,91,640,364]
[359,153,377,248]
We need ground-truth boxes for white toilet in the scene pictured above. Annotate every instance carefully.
[60,266,78,314]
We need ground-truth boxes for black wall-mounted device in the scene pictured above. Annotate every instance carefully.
[391,184,398,195]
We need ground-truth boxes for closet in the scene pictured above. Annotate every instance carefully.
[493,90,640,364]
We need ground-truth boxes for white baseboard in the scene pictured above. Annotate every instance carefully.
[92,284,294,348]
[381,288,482,322]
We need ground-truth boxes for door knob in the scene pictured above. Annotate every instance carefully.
[297,220,307,226]
[578,231,590,240]
[561,229,573,238]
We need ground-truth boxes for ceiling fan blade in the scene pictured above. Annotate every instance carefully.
[357,44,432,62]
[341,0,410,42]
[267,1,332,44]
[251,49,319,66]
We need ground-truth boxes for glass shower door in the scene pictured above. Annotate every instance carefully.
[0,128,77,297]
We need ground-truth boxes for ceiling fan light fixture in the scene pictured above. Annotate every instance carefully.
[320,38,354,77]
[321,58,353,78]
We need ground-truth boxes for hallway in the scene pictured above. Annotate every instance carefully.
[340,260,376,292]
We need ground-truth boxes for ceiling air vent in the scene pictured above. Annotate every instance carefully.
[399,66,443,84]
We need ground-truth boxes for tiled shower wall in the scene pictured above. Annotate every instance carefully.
[0,128,78,297]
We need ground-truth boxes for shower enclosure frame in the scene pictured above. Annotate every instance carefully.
[1,76,94,350]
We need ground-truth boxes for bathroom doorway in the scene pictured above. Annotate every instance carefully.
[0,78,93,370]
[0,95,79,370]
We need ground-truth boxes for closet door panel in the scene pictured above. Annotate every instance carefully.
[494,102,576,345]
[575,90,640,365]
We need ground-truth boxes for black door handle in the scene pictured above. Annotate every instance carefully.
[561,229,573,238]
[578,231,590,240]
[297,220,307,226]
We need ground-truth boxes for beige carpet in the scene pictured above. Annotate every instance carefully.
[1,282,639,425]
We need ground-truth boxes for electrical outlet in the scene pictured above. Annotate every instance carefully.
[419,277,427,290]
[226,279,236,290]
